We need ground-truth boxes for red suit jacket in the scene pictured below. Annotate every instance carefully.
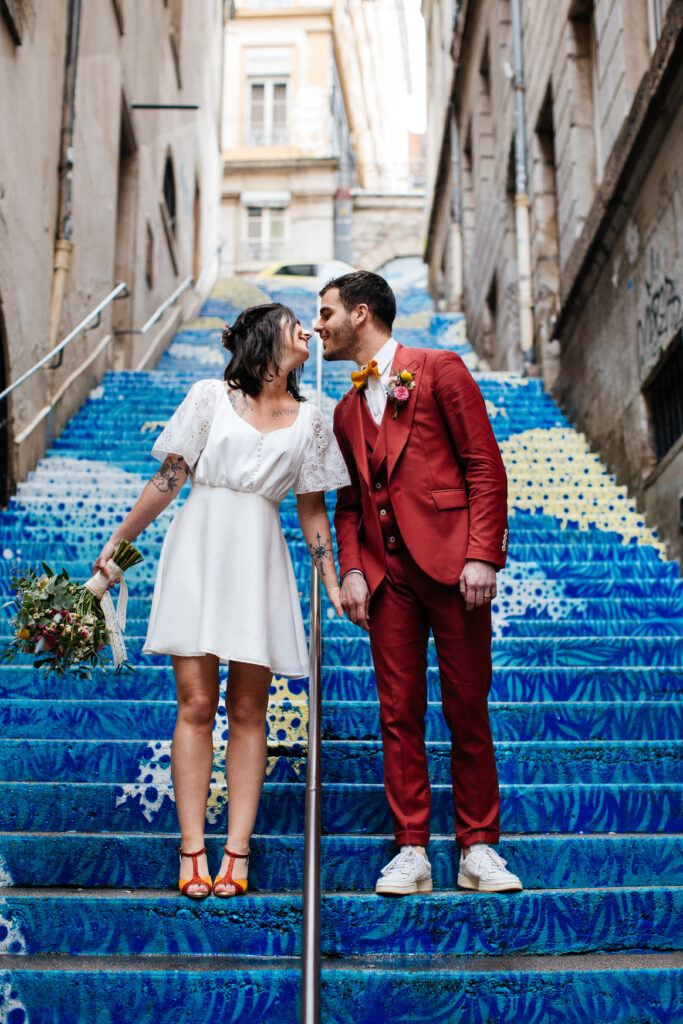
[333,343,509,596]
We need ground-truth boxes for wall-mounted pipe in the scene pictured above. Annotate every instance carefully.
[449,106,464,311]
[509,0,535,367]
[48,0,82,352]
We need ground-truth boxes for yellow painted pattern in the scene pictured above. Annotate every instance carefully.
[209,278,271,306]
[393,310,432,330]
[184,317,226,332]
[500,426,665,552]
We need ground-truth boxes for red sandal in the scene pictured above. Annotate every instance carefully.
[213,846,249,897]
[178,846,212,899]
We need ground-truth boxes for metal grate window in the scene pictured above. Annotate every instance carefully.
[645,331,683,462]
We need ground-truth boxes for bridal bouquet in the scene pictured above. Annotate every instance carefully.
[1,539,143,678]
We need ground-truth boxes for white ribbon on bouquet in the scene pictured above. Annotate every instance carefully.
[83,559,129,666]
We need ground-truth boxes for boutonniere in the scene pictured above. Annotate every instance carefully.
[385,369,416,418]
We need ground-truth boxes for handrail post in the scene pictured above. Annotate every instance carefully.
[301,313,324,1023]
[302,562,322,1024]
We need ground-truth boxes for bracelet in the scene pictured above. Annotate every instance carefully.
[330,586,340,593]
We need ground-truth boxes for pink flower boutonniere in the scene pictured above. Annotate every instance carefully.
[386,368,416,418]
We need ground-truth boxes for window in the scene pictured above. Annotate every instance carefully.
[247,79,288,145]
[245,207,285,261]
[163,155,176,236]
[644,332,683,462]
[273,264,316,277]
[145,221,154,289]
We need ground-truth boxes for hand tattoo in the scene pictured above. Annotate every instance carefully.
[309,532,332,576]
[151,455,189,493]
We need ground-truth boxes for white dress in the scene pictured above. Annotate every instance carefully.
[143,378,350,677]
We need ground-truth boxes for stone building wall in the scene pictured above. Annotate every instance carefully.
[351,193,425,271]
[0,0,224,496]
[554,23,683,565]
[424,0,683,565]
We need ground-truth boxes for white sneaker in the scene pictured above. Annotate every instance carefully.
[457,844,523,893]
[375,846,433,896]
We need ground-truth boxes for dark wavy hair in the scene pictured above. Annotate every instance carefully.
[222,303,306,401]
[320,270,396,332]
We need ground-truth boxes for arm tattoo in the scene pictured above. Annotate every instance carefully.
[272,408,298,418]
[309,531,332,576]
[227,387,250,418]
[151,455,189,493]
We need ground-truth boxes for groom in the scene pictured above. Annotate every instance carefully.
[315,271,522,895]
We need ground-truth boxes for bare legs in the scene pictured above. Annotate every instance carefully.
[215,661,273,894]
[171,654,272,895]
[172,654,220,893]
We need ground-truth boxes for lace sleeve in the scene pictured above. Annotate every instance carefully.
[151,379,220,472]
[294,405,351,494]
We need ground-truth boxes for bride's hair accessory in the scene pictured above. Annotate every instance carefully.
[221,322,234,349]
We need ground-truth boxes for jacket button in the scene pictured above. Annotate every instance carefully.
[375,482,381,490]
[379,509,387,516]
[389,536,396,543]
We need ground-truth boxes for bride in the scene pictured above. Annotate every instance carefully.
[93,302,349,898]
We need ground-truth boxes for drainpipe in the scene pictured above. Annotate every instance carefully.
[449,106,464,311]
[509,0,535,367]
[48,0,82,353]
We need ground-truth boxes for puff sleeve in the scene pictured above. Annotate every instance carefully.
[151,379,221,472]
[294,404,351,494]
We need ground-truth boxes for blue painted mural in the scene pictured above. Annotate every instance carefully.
[0,278,682,1022]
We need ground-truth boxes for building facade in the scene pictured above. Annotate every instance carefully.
[219,0,424,275]
[0,0,225,500]
[424,0,683,565]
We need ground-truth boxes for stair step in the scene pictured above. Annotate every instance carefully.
[1,665,681,702]
[1,887,681,958]
[0,738,679,786]
[1,781,680,834]
[1,698,679,742]
[1,833,680,890]
[5,953,680,1024]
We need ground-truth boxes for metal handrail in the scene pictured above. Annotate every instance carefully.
[139,275,193,334]
[0,282,128,403]
[302,562,322,1023]
[301,327,324,1023]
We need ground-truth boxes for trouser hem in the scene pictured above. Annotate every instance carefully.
[396,829,430,846]
[458,829,500,850]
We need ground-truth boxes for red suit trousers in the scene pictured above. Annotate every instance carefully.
[368,547,501,848]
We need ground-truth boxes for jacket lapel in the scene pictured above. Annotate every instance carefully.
[386,344,426,479]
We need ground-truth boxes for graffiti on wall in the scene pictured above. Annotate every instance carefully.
[636,247,683,380]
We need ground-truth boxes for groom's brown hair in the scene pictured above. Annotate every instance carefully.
[320,271,396,333]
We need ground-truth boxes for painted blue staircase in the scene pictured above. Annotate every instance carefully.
[0,276,682,1022]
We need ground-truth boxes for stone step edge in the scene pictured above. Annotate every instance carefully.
[4,830,681,840]
[5,884,683,898]
[2,951,682,972]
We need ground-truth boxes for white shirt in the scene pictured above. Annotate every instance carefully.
[360,336,398,426]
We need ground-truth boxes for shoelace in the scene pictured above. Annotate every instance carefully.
[381,848,421,876]
[468,845,508,871]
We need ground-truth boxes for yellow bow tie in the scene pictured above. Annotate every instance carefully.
[351,360,380,390]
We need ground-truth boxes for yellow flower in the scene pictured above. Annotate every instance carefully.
[400,371,412,383]
[17,628,30,640]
